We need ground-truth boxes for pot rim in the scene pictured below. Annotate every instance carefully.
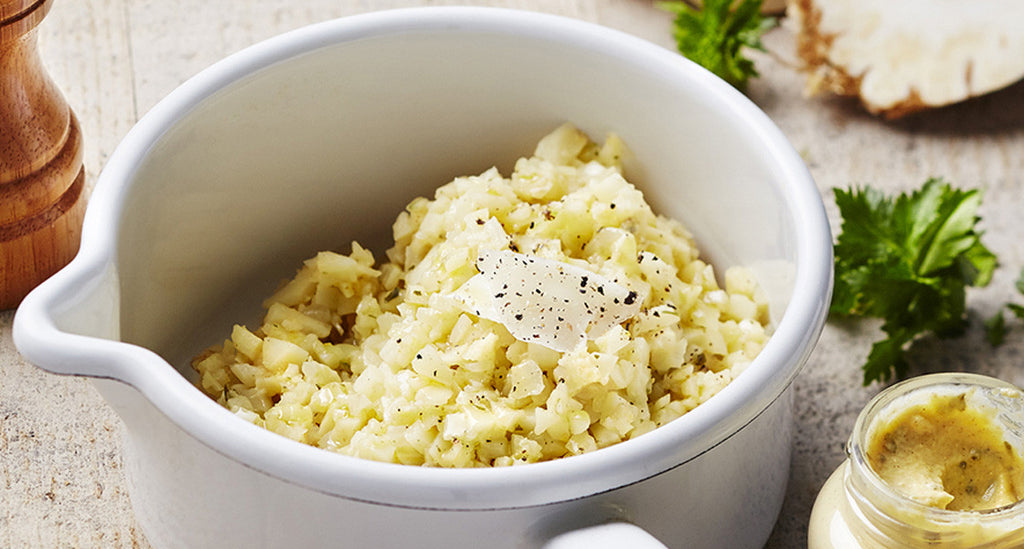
[14,6,833,509]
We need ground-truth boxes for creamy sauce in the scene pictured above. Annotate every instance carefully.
[866,392,1024,511]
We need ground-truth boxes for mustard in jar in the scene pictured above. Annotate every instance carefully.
[808,373,1024,548]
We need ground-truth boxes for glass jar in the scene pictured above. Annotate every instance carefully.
[808,373,1024,549]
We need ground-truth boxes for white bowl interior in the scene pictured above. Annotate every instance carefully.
[115,22,802,375]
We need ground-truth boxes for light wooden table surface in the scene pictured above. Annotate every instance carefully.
[3,1,1023,547]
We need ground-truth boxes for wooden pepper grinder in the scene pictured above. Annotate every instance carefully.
[1,0,85,309]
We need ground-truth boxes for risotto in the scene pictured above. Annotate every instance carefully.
[192,124,770,467]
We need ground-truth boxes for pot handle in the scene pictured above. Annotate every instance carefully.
[542,522,669,549]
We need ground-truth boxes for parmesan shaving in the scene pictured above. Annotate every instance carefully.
[467,249,643,353]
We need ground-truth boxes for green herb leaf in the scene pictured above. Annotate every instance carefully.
[985,310,1006,347]
[984,268,1024,345]
[830,178,996,385]
[988,267,1024,344]
[660,0,776,90]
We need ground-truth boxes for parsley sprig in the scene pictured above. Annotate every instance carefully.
[830,178,997,385]
[661,0,777,90]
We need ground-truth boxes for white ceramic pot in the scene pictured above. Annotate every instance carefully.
[13,7,832,549]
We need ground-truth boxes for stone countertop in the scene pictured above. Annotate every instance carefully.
[2,1,1023,547]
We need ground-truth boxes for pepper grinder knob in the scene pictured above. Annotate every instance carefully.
[1,0,86,309]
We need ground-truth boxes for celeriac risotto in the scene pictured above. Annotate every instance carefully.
[192,124,770,467]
